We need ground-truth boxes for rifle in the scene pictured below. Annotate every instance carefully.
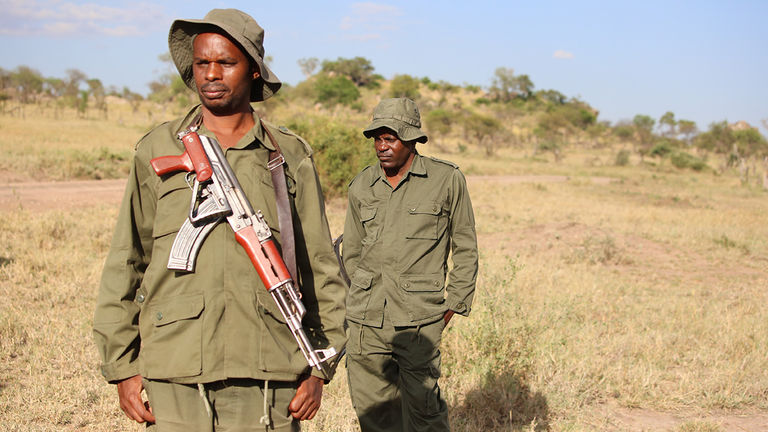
[149,123,337,378]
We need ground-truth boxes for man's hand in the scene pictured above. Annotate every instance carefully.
[288,375,324,420]
[116,375,156,424]
[443,310,455,326]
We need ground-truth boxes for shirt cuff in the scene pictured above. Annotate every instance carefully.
[446,296,471,316]
[100,360,140,384]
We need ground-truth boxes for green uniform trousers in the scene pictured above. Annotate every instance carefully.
[346,317,449,432]
[144,378,299,432]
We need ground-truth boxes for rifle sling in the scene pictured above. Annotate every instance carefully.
[261,121,298,283]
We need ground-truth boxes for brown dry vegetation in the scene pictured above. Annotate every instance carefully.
[1,100,767,431]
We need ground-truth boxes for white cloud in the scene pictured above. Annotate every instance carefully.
[339,1,402,40]
[0,0,166,37]
[553,50,574,60]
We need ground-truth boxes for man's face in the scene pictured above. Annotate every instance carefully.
[373,129,415,172]
[192,32,258,115]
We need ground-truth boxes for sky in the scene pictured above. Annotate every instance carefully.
[2,0,767,135]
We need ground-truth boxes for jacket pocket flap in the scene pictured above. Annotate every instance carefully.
[157,173,190,199]
[400,274,444,292]
[151,295,204,327]
[350,269,374,290]
[360,206,377,222]
[407,201,441,216]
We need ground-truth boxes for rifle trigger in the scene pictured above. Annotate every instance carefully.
[184,172,195,190]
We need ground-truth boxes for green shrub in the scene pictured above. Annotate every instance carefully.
[313,74,360,107]
[389,74,420,100]
[614,149,631,166]
[649,141,673,158]
[285,116,377,197]
[670,151,707,171]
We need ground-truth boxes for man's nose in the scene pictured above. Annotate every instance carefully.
[205,63,222,81]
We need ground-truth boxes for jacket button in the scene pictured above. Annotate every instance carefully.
[137,294,145,303]
[433,281,440,287]
[404,282,411,288]
[156,312,163,321]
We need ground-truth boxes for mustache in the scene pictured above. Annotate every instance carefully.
[200,83,228,92]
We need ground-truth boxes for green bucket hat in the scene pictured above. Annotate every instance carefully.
[363,98,428,143]
[168,8,281,102]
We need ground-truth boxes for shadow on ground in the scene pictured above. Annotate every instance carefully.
[450,367,550,431]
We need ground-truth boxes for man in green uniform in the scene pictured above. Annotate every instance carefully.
[93,9,346,431]
[343,98,478,431]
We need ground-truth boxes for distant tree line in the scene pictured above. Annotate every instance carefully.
[2,57,766,184]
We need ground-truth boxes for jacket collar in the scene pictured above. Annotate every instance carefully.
[369,153,426,186]
[176,104,274,151]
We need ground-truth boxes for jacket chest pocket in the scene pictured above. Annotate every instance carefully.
[153,174,192,239]
[404,201,444,240]
[360,205,379,243]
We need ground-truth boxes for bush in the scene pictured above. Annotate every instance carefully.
[614,149,631,166]
[389,74,420,100]
[285,116,377,196]
[649,141,673,158]
[313,74,360,107]
[670,151,707,171]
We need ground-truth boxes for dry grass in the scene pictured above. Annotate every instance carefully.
[1,106,767,431]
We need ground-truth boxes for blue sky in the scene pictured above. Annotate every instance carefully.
[2,0,767,134]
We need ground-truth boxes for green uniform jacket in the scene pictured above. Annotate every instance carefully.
[343,154,478,327]
[93,106,346,384]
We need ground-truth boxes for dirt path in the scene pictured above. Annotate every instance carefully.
[0,175,616,212]
[0,179,126,212]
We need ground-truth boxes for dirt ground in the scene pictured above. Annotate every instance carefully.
[0,175,609,213]
[2,176,767,432]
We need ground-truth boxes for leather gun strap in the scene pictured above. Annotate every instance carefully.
[261,121,298,282]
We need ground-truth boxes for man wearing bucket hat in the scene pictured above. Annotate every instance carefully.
[93,9,346,431]
[342,98,478,431]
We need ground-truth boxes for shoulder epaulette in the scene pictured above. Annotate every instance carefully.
[426,155,459,169]
[135,121,172,150]
[348,165,374,187]
[263,120,313,157]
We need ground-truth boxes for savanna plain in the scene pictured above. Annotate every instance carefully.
[1,100,767,432]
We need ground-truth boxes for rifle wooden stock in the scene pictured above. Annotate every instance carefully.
[234,226,292,291]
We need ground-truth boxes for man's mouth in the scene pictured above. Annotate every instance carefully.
[200,84,228,98]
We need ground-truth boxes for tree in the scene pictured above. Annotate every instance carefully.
[633,114,656,159]
[64,68,87,108]
[695,121,733,155]
[314,74,360,107]
[297,57,319,78]
[463,111,504,156]
[538,89,567,105]
[10,65,44,103]
[389,74,420,100]
[677,119,698,145]
[659,111,677,137]
[424,108,453,146]
[534,110,571,161]
[490,67,535,102]
[87,78,107,118]
[320,57,377,87]
[122,86,143,113]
